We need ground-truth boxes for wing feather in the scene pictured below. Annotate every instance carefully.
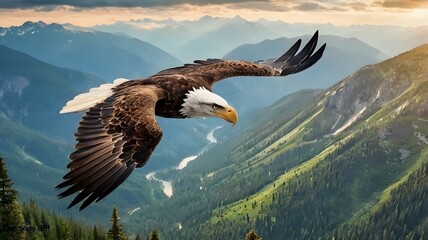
[60,152,121,187]
[65,164,122,209]
[149,31,325,86]
[283,31,318,67]
[79,165,134,210]
[281,43,326,76]
[75,136,110,148]
[274,39,301,64]
[56,85,165,210]
[59,159,117,199]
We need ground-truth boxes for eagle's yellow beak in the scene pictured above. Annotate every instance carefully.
[214,106,238,126]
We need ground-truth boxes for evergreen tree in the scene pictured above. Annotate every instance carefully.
[0,157,25,240]
[40,209,51,239]
[94,224,108,240]
[246,230,262,240]
[150,228,160,240]
[94,225,106,240]
[107,207,127,240]
[94,225,100,240]
[56,218,71,240]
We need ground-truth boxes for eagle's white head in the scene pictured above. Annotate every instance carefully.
[179,87,238,126]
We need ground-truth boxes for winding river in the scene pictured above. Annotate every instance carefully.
[146,126,223,198]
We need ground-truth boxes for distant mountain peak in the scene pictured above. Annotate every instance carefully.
[0,21,52,37]
[198,15,223,23]
[22,20,47,28]
[230,15,248,24]
[62,23,95,33]
[231,15,245,21]
[256,18,286,25]
[132,18,152,22]
[0,21,97,37]
[164,17,176,24]
[199,15,216,21]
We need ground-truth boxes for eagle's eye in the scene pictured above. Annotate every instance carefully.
[212,104,220,110]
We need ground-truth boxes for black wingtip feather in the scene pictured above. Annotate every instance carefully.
[280,43,326,76]
[288,31,318,65]
[274,39,301,64]
[273,30,325,77]
[56,179,74,190]
[97,165,135,202]
[78,166,129,211]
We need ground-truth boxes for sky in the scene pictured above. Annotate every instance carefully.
[0,0,428,27]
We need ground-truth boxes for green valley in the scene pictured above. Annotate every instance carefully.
[125,45,428,239]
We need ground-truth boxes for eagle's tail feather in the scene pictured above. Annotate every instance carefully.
[60,78,128,114]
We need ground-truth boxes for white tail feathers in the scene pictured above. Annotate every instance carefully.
[60,78,129,114]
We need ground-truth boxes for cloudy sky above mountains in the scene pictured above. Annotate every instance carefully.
[0,0,427,27]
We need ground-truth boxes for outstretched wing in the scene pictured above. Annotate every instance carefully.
[151,31,326,86]
[56,86,164,210]
[259,30,325,76]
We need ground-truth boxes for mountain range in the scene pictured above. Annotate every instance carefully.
[93,15,283,62]
[254,19,428,58]
[0,21,181,81]
[92,15,428,60]
[124,44,428,239]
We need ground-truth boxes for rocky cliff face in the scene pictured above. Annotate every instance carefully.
[0,74,29,97]
[325,44,428,135]
[0,74,30,119]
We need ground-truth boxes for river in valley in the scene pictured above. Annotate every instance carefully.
[146,126,223,198]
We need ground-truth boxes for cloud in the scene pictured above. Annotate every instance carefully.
[374,0,428,9]
[294,2,327,11]
[33,5,70,12]
[0,0,269,9]
[347,2,369,11]
[2,0,427,14]
[228,1,291,12]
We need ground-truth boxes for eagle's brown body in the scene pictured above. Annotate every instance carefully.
[57,31,326,210]
[116,59,274,118]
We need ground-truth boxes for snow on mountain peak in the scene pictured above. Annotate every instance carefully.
[0,21,95,37]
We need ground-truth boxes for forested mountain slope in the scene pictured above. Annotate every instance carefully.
[128,45,428,239]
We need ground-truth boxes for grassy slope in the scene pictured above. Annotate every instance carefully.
[111,46,428,240]
[177,45,428,239]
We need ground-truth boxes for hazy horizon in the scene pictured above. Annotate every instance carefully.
[1,0,427,27]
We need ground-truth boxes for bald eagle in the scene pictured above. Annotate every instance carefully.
[57,31,326,210]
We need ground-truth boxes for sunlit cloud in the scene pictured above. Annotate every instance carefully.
[347,1,370,11]
[227,1,291,12]
[374,0,428,9]
[0,0,265,9]
[0,0,427,27]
